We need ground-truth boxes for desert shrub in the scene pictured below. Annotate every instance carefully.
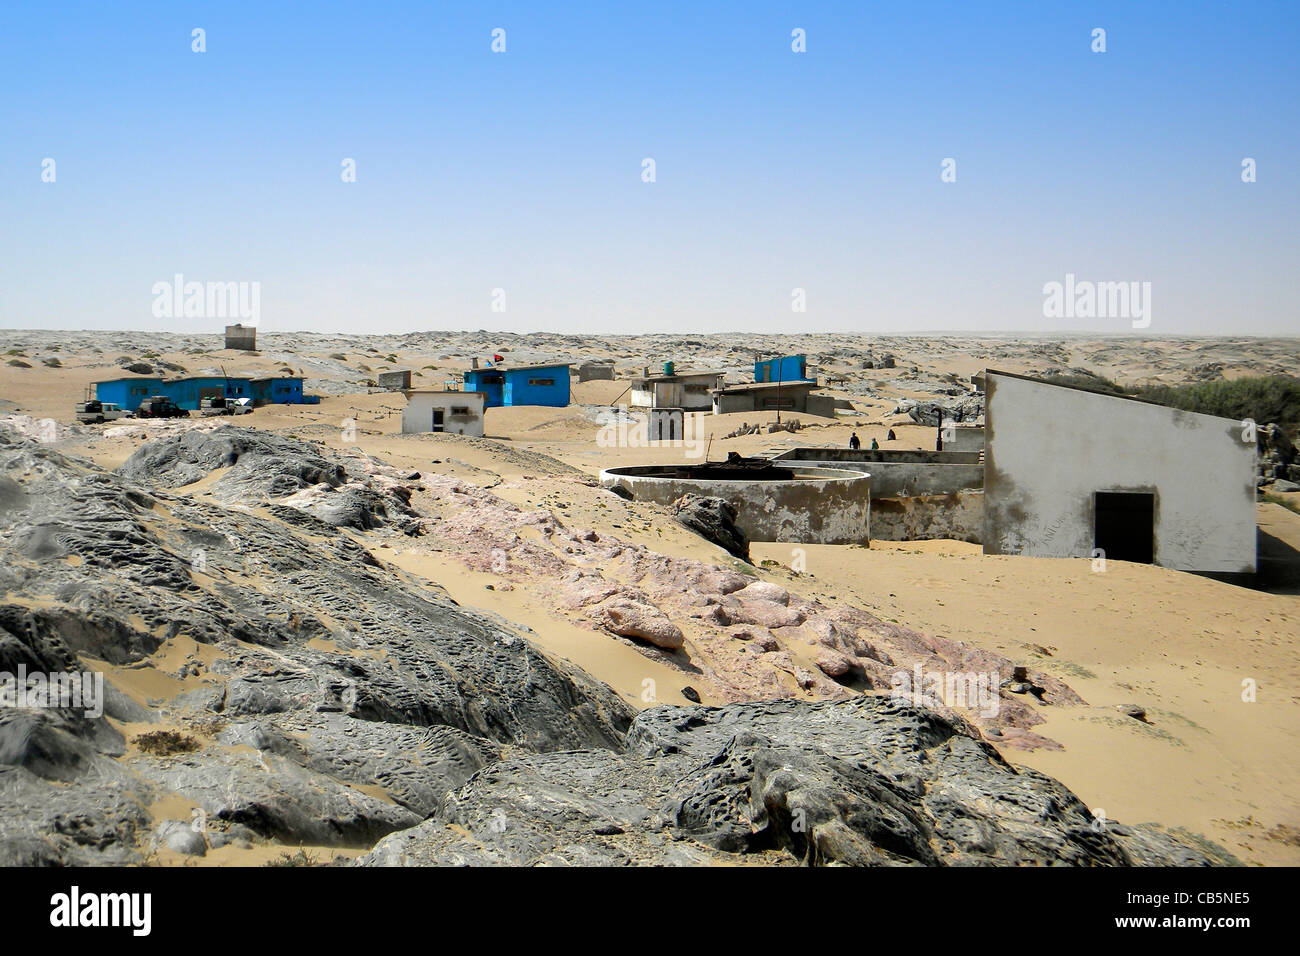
[1262,492,1300,516]
[135,730,200,756]
[1040,372,1126,394]
[265,849,321,867]
[1135,376,1300,427]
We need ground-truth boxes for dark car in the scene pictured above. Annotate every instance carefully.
[134,396,189,419]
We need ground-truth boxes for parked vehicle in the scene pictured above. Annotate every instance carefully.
[229,398,254,415]
[134,396,189,419]
[75,400,130,424]
[200,396,233,417]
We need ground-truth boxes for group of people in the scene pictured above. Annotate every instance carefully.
[848,431,882,451]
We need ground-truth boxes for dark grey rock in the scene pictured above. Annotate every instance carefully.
[0,426,1238,868]
[154,819,207,856]
[360,696,1236,867]
[672,494,750,561]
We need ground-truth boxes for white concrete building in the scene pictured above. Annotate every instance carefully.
[983,370,1256,573]
[401,390,486,437]
[629,370,724,412]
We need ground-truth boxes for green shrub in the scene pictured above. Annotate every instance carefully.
[1135,376,1300,427]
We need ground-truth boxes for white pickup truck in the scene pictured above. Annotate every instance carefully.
[75,400,130,423]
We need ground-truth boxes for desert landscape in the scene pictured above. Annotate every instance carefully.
[1,330,1296,866]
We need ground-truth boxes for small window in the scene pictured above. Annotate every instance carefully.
[450,406,470,415]
[528,378,555,387]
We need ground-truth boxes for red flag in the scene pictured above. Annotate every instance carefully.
[493,354,503,363]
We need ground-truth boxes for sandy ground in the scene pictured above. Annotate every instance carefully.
[749,537,1300,866]
[4,331,1299,866]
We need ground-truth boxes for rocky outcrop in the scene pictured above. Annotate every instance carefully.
[0,426,631,864]
[671,494,750,561]
[893,395,984,426]
[1257,422,1297,483]
[361,696,1236,867]
[0,424,1236,866]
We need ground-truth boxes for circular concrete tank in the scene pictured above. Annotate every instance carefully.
[599,462,871,545]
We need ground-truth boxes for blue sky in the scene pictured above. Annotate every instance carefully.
[2,1,1297,335]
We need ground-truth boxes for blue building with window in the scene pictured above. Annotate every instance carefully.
[93,378,165,411]
[754,354,814,384]
[94,374,306,411]
[163,376,251,409]
[462,363,569,408]
[250,376,305,406]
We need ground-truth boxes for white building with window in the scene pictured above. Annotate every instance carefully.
[401,390,486,437]
[628,370,724,411]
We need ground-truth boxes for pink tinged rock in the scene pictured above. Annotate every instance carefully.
[591,599,684,650]
[735,581,790,605]
[691,604,731,626]
[814,651,857,678]
[729,601,806,629]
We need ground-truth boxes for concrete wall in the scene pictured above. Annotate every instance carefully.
[870,491,984,543]
[402,392,485,436]
[774,448,983,499]
[578,363,615,382]
[984,372,1256,572]
[942,425,985,453]
[600,465,871,545]
[377,369,412,391]
[712,385,816,415]
[224,325,256,350]
[806,393,853,418]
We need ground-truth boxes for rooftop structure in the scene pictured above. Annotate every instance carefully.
[462,363,570,408]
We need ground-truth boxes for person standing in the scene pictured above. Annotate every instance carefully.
[849,432,861,450]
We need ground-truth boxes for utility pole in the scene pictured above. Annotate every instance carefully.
[775,356,783,426]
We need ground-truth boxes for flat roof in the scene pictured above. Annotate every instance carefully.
[712,380,818,394]
[404,389,486,397]
[634,369,725,382]
[466,363,570,374]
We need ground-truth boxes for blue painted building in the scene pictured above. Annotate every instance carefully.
[93,378,164,412]
[462,364,569,408]
[164,376,251,410]
[754,354,813,384]
[250,376,305,406]
[94,374,306,411]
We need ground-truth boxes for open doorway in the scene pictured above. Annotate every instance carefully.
[431,409,445,433]
[1094,491,1155,564]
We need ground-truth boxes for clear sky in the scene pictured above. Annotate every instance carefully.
[2,1,1297,336]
